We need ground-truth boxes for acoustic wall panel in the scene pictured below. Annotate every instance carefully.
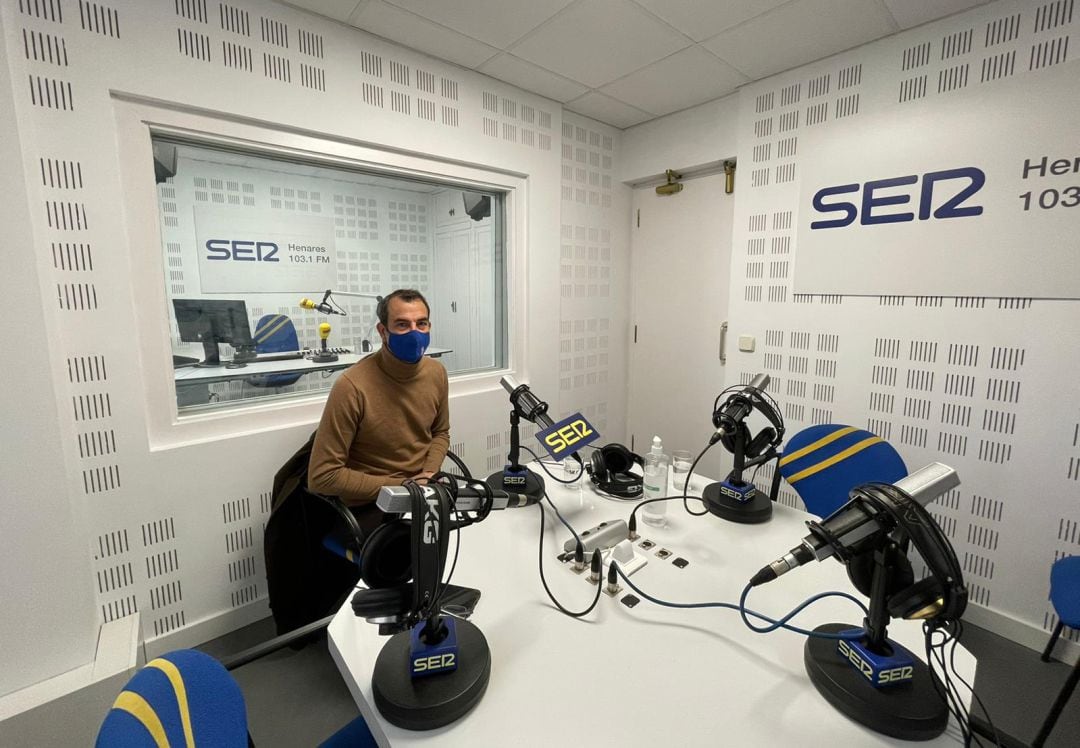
[735,0,1079,645]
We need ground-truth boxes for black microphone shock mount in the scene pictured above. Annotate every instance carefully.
[702,373,785,524]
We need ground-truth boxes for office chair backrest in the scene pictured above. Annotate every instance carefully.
[249,314,302,388]
[778,424,907,517]
[96,649,248,747]
[1050,555,1080,627]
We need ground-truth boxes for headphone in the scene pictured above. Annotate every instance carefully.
[587,443,644,499]
[713,390,785,459]
[841,483,967,623]
[348,514,416,621]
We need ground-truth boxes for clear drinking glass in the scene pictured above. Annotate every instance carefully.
[671,450,693,492]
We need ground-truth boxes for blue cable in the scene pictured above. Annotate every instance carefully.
[611,564,866,640]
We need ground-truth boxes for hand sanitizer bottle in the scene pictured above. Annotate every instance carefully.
[642,436,670,527]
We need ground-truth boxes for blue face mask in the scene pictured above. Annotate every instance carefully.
[386,329,430,363]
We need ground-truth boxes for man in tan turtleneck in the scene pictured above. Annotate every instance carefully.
[308,289,449,522]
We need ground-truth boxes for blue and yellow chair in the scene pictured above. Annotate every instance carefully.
[246,314,302,388]
[778,424,907,517]
[95,649,248,747]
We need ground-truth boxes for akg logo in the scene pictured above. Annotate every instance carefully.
[205,239,280,262]
[422,497,440,545]
[810,167,985,230]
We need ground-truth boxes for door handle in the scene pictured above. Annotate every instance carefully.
[451,301,457,313]
[719,321,728,364]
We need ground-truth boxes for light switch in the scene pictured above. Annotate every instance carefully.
[738,335,756,353]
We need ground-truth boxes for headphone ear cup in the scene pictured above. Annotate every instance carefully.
[746,428,777,458]
[351,583,412,619]
[589,451,607,483]
[602,444,633,474]
[887,577,945,620]
[359,520,412,589]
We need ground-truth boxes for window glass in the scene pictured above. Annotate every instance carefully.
[153,136,507,414]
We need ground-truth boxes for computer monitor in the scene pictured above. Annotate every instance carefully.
[172,298,255,367]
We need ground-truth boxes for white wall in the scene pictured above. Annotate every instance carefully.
[620,93,739,184]
[0,0,630,702]
[627,0,1080,652]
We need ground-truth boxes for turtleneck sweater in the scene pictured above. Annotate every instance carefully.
[308,347,450,505]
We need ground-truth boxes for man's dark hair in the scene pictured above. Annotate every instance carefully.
[377,288,430,326]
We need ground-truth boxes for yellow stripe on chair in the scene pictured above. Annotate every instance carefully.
[786,436,883,484]
[148,658,196,748]
[254,315,289,343]
[113,691,169,748]
[779,426,858,467]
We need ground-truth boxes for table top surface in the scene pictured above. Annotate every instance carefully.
[328,469,975,747]
[173,347,452,384]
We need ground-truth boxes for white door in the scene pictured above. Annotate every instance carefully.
[434,228,473,370]
[627,172,733,476]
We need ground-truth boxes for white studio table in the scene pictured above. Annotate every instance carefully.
[329,469,976,747]
[173,347,452,386]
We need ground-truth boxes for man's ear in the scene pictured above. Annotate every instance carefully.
[376,322,388,342]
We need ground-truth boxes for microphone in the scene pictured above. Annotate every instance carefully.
[749,462,959,586]
[299,297,343,315]
[377,484,540,513]
[711,372,770,443]
[500,375,554,429]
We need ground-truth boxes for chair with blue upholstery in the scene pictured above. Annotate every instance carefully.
[95,649,248,747]
[777,424,908,517]
[246,314,303,388]
[1033,554,1080,747]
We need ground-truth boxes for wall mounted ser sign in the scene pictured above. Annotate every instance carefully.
[194,205,336,293]
[795,63,1080,299]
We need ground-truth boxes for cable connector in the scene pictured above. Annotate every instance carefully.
[605,561,622,597]
[572,541,586,573]
[628,513,639,541]
[587,549,603,584]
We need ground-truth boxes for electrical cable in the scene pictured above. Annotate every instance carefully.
[947,620,1002,747]
[681,441,716,516]
[608,564,867,640]
[535,495,602,618]
[520,445,584,484]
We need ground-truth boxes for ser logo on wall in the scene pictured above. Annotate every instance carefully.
[205,239,280,262]
[810,166,985,229]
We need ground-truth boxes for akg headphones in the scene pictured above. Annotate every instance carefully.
[587,443,645,499]
[842,483,968,623]
[348,513,415,621]
[713,390,786,459]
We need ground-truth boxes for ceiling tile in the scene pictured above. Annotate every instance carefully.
[283,0,363,23]
[348,0,500,69]
[633,0,790,42]
[477,54,589,102]
[564,91,654,128]
[509,0,692,89]
[701,0,898,80]
[383,0,577,48]
[600,45,749,116]
[881,0,992,30]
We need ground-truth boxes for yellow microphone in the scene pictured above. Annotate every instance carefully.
[310,321,339,363]
[300,297,340,314]
[299,297,319,311]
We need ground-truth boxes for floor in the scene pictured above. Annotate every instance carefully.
[201,615,1078,747]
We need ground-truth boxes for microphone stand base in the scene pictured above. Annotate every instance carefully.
[701,482,773,524]
[484,468,545,501]
[804,623,948,742]
[372,618,491,731]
